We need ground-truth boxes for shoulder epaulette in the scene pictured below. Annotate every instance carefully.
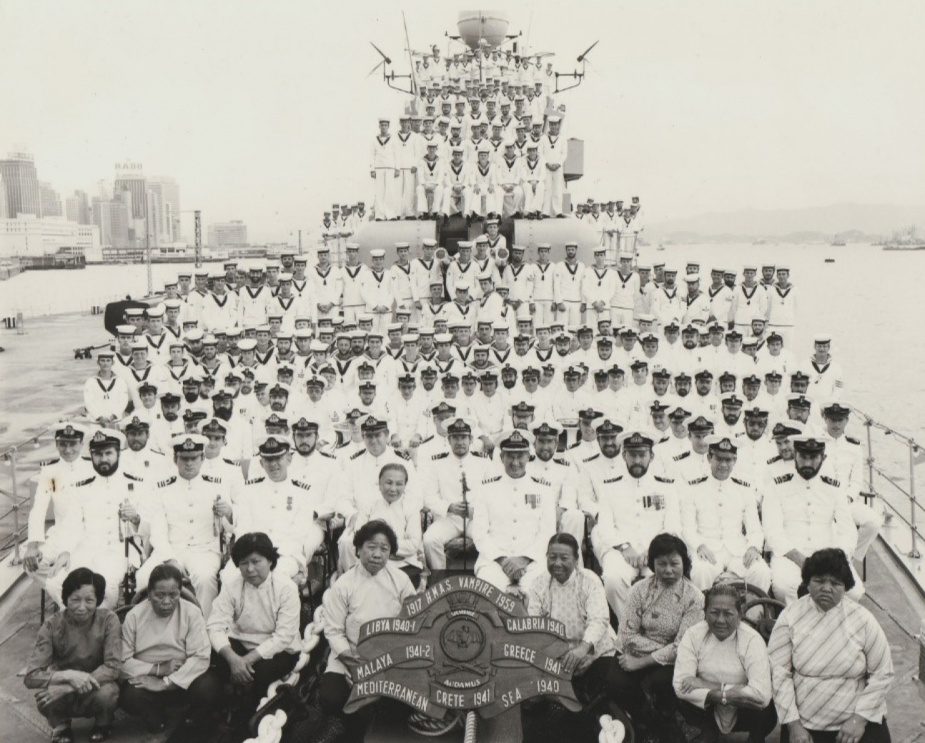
[654,475,675,484]
[202,474,222,484]
[582,453,600,463]
[820,474,841,488]
[431,452,450,461]
[774,473,794,484]
[292,480,312,491]
[566,441,580,450]
[350,449,365,460]
[603,476,623,484]
[223,458,242,467]
[74,477,96,487]
[552,457,572,467]
[481,475,502,485]
[530,475,552,487]
[39,457,60,467]
[688,476,709,486]
[245,476,265,485]
[319,451,336,459]
[157,476,177,488]
[124,472,142,482]
[731,476,751,488]
[471,451,486,458]
[673,451,691,462]
[845,436,861,446]
[420,435,434,444]
[658,435,670,444]
[766,455,782,464]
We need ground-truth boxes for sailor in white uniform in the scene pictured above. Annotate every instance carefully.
[540,116,567,217]
[370,117,399,221]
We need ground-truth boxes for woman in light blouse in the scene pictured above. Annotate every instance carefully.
[607,533,704,742]
[526,533,616,699]
[120,563,220,736]
[24,568,121,743]
[768,548,893,743]
[321,520,416,741]
[674,583,777,742]
[206,532,301,726]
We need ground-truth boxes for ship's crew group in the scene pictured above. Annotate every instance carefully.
[23,240,893,743]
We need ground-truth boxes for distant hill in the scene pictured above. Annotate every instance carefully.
[646,203,925,243]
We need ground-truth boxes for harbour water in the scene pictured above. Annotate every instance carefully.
[2,242,922,442]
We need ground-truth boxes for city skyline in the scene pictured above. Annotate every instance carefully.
[2,0,924,245]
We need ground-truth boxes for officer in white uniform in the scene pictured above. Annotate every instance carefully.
[419,416,492,570]
[470,430,557,593]
[681,436,771,592]
[595,430,682,618]
[361,249,394,333]
[762,436,861,604]
[47,430,149,609]
[540,115,567,217]
[529,420,583,544]
[310,247,344,326]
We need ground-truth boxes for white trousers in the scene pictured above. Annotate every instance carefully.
[423,514,471,570]
[441,187,467,217]
[45,545,127,609]
[689,547,772,593]
[416,184,444,215]
[475,559,547,592]
[465,188,503,218]
[397,171,416,217]
[500,185,525,218]
[372,169,398,220]
[542,171,565,217]
[533,300,556,327]
[600,549,651,620]
[523,181,545,214]
[559,300,584,329]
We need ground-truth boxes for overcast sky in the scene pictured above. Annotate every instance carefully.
[3,0,924,243]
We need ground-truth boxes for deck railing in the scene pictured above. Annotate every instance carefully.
[851,405,923,561]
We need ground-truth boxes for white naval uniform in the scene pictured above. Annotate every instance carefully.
[553,260,586,328]
[234,475,326,581]
[441,161,469,216]
[729,284,769,330]
[502,263,536,310]
[410,258,441,309]
[540,133,567,217]
[518,155,546,215]
[681,291,712,326]
[681,474,771,591]
[529,454,583,544]
[652,284,685,326]
[26,457,95,562]
[594,469,682,618]
[470,471,557,590]
[200,291,239,331]
[83,375,131,423]
[823,433,881,560]
[707,284,734,323]
[465,162,502,218]
[371,135,398,220]
[309,265,344,325]
[361,269,394,332]
[341,264,368,324]
[611,271,640,328]
[496,155,525,217]
[762,470,861,604]
[49,471,151,609]
[767,284,796,346]
[137,472,226,617]
[389,262,415,312]
[416,156,446,216]
[238,285,272,328]
[581,267,619,327]
[394,131,419,218]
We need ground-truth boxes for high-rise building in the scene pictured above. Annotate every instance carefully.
[0,150,42,217]
[208,220,248,247]
[113,160,147,220]
[147,176,181,243]
[66,190,92,225]
[39,182,62,218]
[0,174,8,218]
[91,194,131,249]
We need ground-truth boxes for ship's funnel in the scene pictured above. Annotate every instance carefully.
[457,11,510,51]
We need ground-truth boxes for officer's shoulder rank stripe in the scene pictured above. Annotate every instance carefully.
[202,474,222,484]
[74,477,96,487]
[292,480,312,491]
[688,476,709,486]
[820,475,841,488]
[731,476,751,488]
[654,475,675,484]
[673,451,691,461]
[481,475,502,485]
[766,455,782,464]
[774,473,794,484]
[552,457,571,467]
[582,453,600,463]
[420,435,434,444]
[39,458,60,467]
[223,458,242,466]
[530,475,552,487]
[245,476,265,485]
[124,473,142,482]
[350,450,365,460]
[845,436,861,446]
[603,476,623,484]
[319,451,336,459]
[157,476,177,488]
[431,452,449,461]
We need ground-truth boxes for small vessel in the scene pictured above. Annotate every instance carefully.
[831,234,846,246]
[882,225,925,250]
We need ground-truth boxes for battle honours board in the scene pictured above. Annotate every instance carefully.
[345,574,582,718]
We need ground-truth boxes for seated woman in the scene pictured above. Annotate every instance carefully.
[768,548,894,743]
[607,533,704,742]
[24,568,121,743]
[206,532,301,727]
[120,563,220,736]
[674,583,777,742]
[340,463,424,586]
[321,520,416,741]
[526,533,616,699]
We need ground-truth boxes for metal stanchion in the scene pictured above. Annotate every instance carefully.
[909,440,921,559]
[9,447,22,565]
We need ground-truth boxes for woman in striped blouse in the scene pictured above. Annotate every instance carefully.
[768,548,893,743]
